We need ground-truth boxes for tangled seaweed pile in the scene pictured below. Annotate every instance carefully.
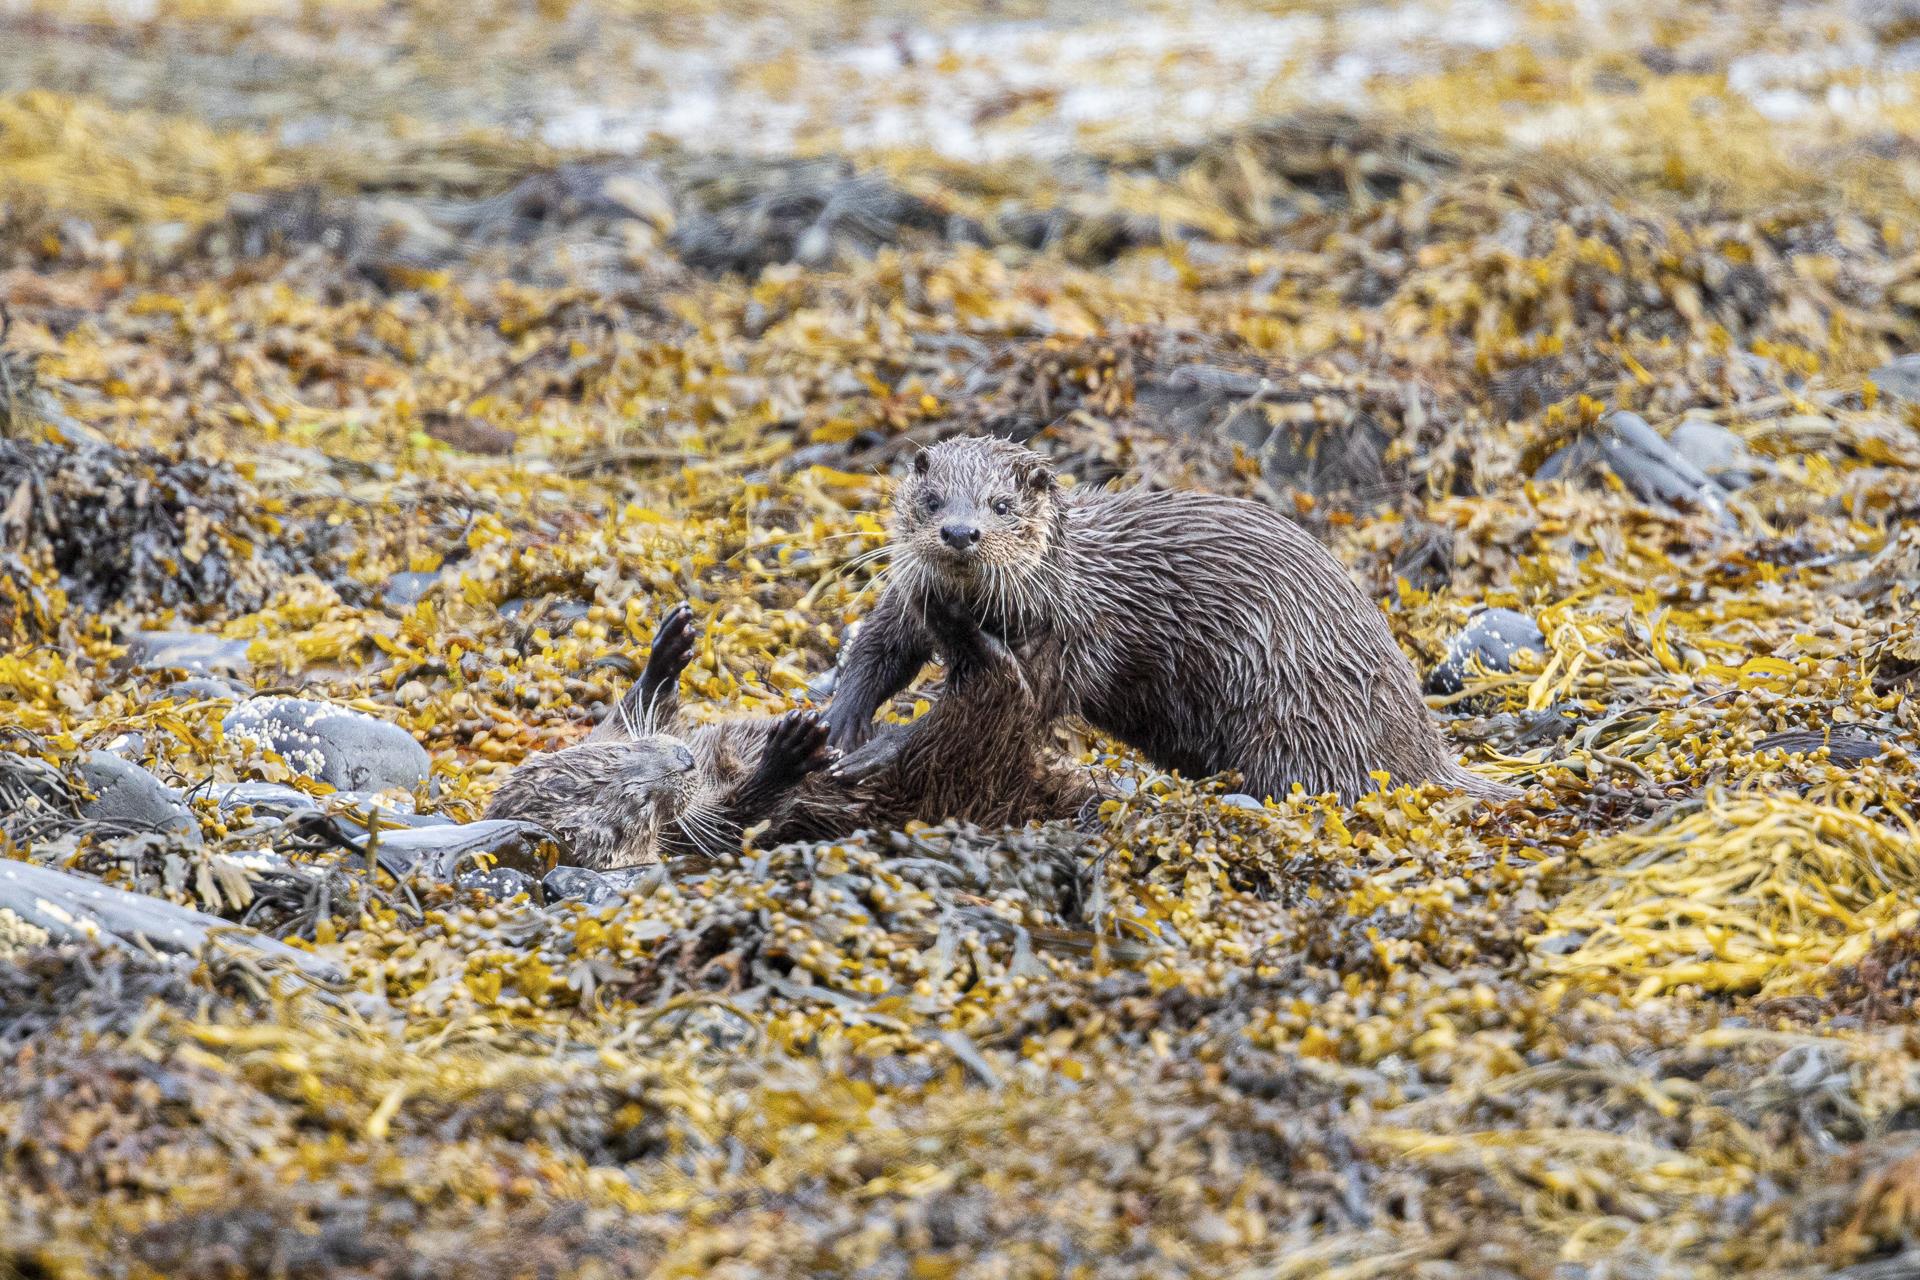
[4,0,1920,1275]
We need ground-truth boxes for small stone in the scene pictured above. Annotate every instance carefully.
[75,751,198,839]
[1221,793,1265,812]
[1428,609,1547,696]
[223,697,431,794]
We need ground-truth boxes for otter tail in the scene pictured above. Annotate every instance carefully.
[1442,762,1524,803]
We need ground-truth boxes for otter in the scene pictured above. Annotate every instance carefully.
[485,600,1101,870]
[823,436,1517,804]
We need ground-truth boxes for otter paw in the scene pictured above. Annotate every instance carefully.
[644,603,698,683]
[829,728,906,784]
[763,710,833,782]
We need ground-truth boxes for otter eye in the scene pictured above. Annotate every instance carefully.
[922,489,944,513]
[991,498,1013,517]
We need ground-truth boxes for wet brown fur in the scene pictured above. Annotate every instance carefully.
[486,604,1100,870]
[825,435,1518,804]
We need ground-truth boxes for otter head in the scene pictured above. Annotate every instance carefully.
[895,437,1060,594]
[486,734,700,870]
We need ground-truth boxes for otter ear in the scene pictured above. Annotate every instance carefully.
[1023,464,1055,493]
[911,451,931,477]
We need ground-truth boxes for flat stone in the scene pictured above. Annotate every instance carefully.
[75,751,198,839]
[363,819,557,882]
[0,859,341,980]
[123,630,254,678]
[1428,609,1547,696]
[224,697,431,794]
[1220,793,1266,812]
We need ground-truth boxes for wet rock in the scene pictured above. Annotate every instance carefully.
[456,867,540,902]
[1668,416,1766,490]
[0,859,342,980]
[124,630,253,678]
[1427,609,1547,696]
[327,794,456,832]
[223,697,431,794]
[806,667,839,702]
[541,864,627,906]
[363,819,556,882]
[1870,353,1920,404]
[75,751,197,839]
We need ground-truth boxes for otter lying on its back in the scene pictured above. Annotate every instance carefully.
[824,436,1516,804]
[487,600,1100,870]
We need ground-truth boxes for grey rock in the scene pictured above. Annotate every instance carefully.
[1221,793,1266,812]
[542,865,625,906]
[1871,353,1920,404]
[0,859,341,981]
[224,697,431,794]
[1428,609,1547,696]
[75,751,197,838]
[361,819,555,882]
[123,630,253,677]
[806,667,839,702]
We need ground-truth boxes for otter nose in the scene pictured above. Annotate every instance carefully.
[940,523,981,551]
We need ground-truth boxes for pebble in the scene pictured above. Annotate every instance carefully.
[75,751,199,840]
[223,697,431,794]
[1427,609,1547,696]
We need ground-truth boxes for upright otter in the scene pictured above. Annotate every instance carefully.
[824,436,1516,803]
[486,600,1101,869]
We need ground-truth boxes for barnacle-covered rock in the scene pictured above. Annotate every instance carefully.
[223,697,432,795]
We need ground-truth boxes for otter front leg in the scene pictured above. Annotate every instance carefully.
[589,603,697,743]
[823,589,933,751]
